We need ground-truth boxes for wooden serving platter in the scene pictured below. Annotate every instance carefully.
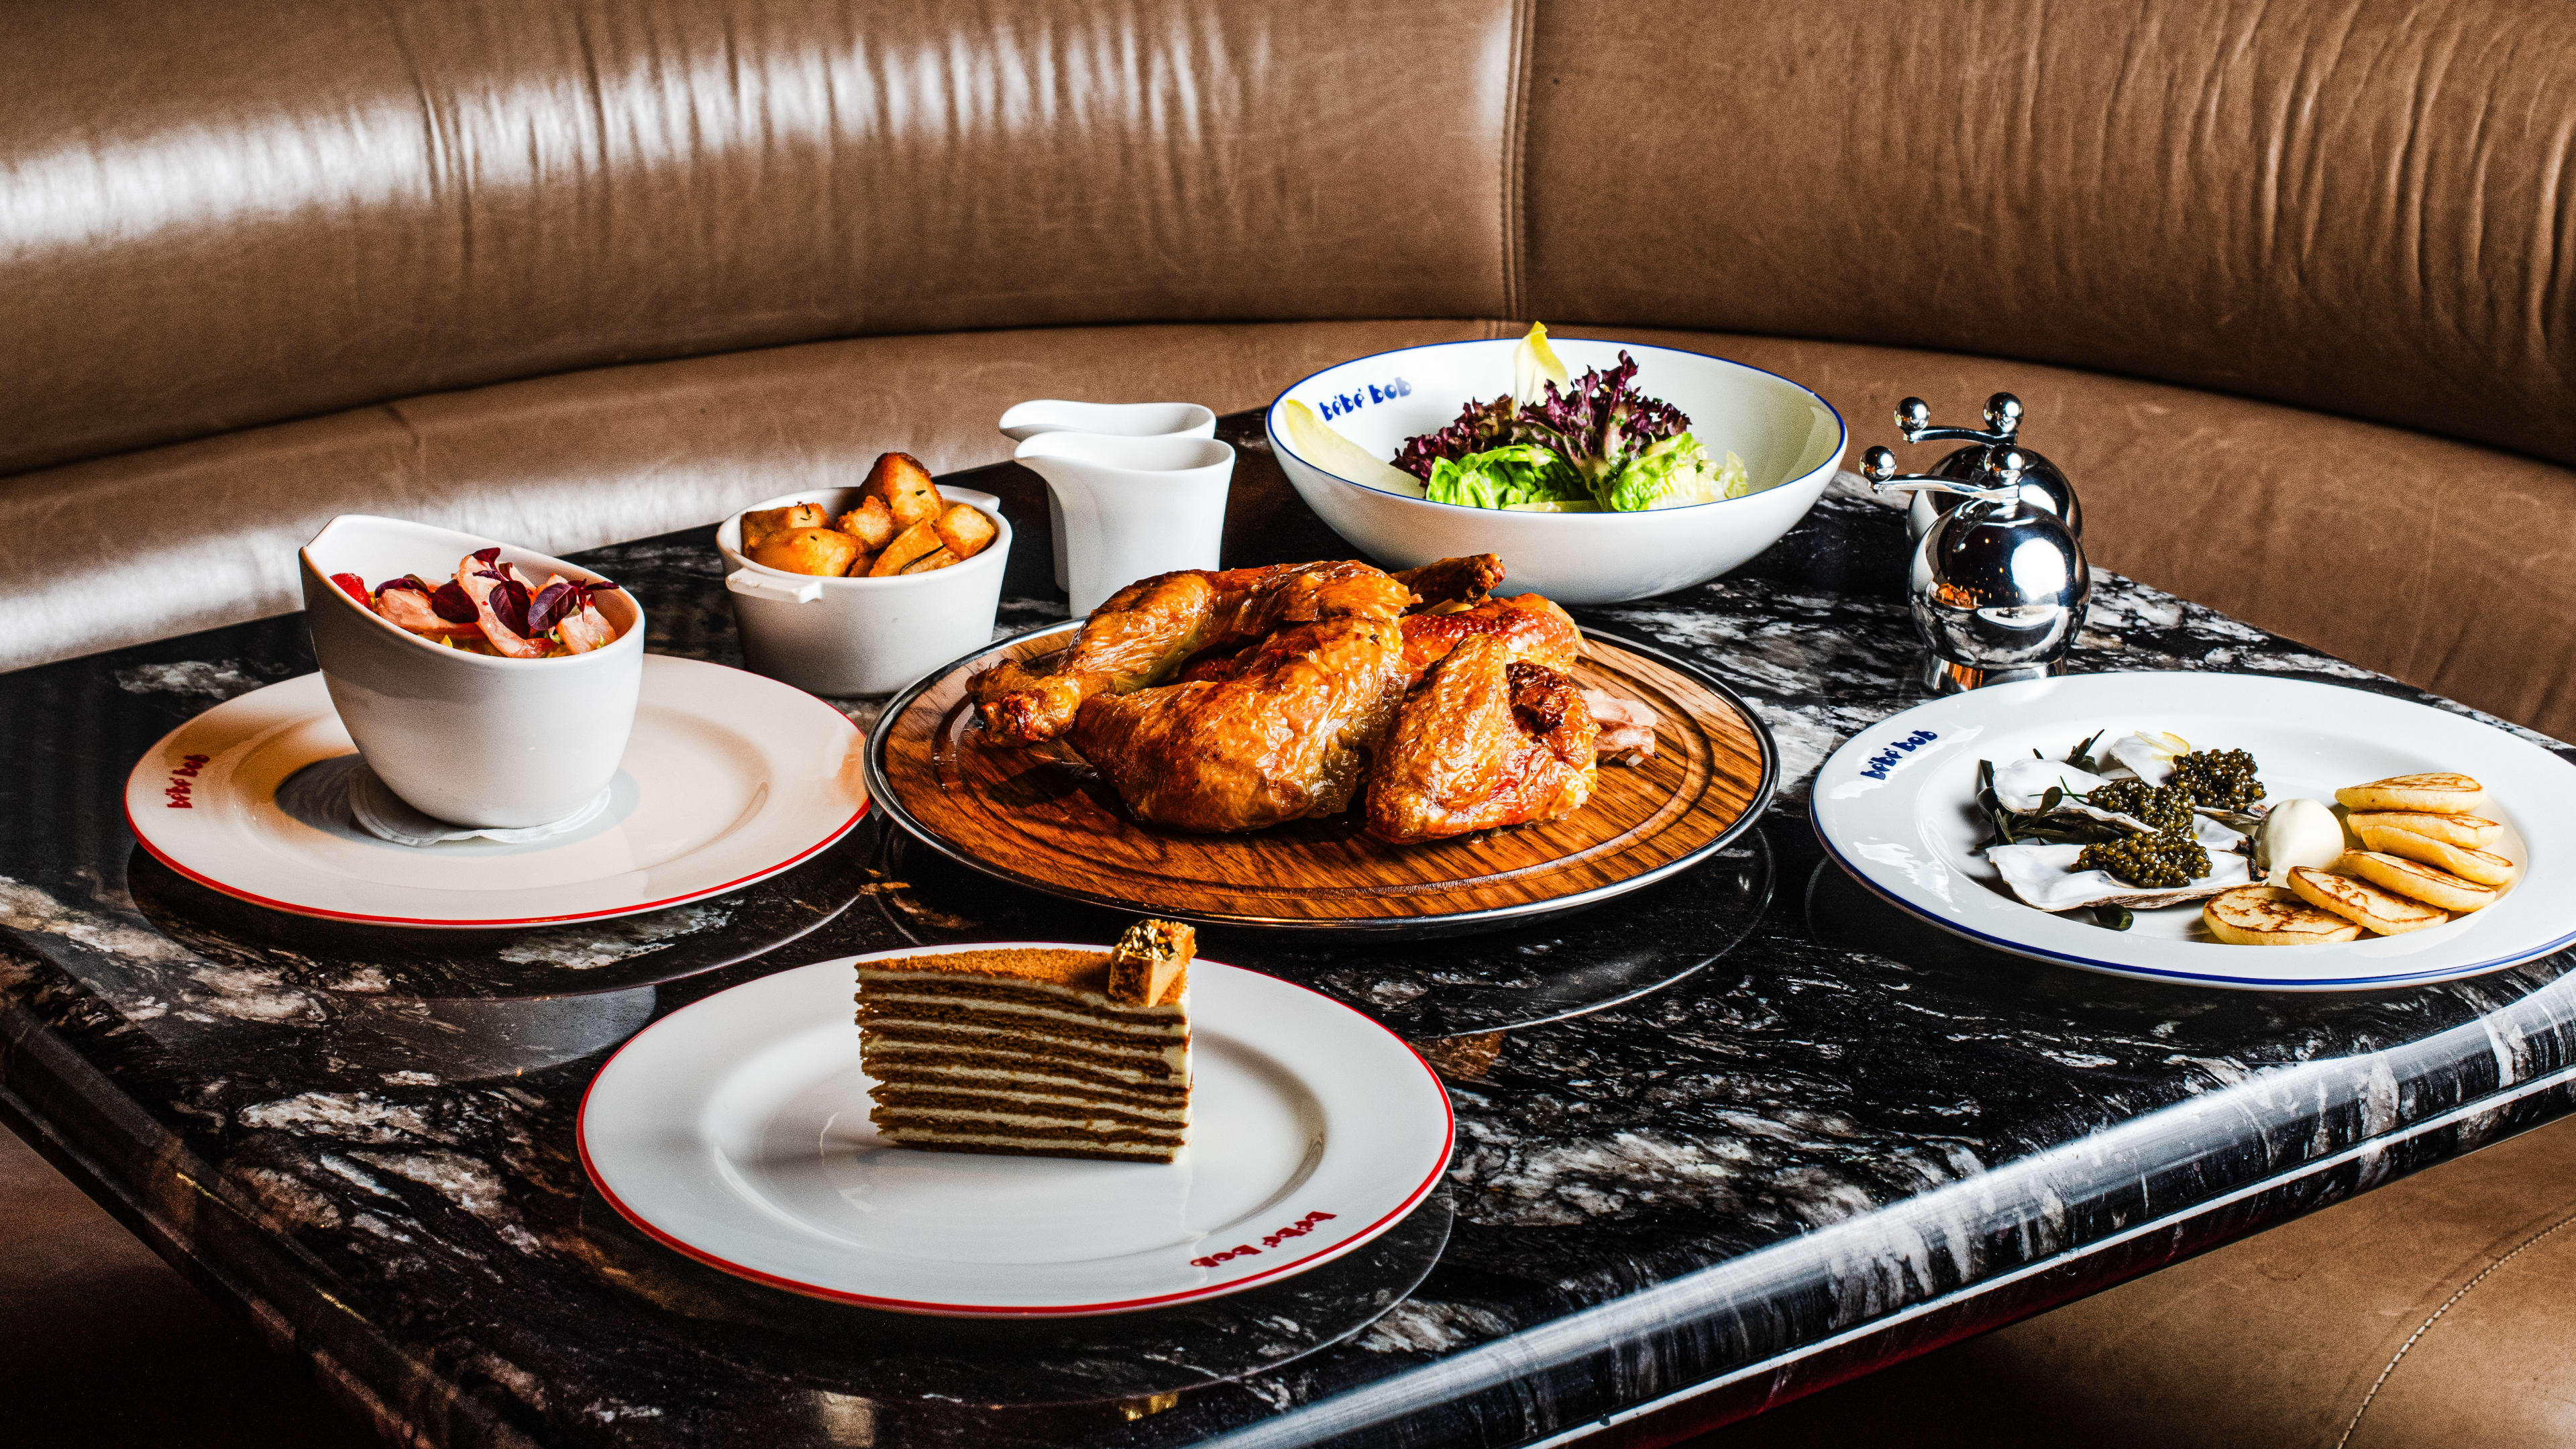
[864,623,1776,935]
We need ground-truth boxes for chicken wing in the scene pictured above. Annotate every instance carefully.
[1397,592,1583,684]
[970,561,1409,745]
[1069,616,1407,833]
[1364,635,1599,843]
[1392,553,1504,612]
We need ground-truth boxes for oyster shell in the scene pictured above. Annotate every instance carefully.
[2106,730,2192,784]
[1988,755,2247,848]
[1989,841,2253,912]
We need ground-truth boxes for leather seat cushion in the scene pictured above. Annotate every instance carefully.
[9,320,2572,744]
[0,317,1496,670]
[1701,1110,2576,1448]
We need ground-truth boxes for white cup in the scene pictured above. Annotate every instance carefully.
[299,515,646,829]
[1010,435,1234,618]
[998,401,1218,591]
[718,487,1010,696]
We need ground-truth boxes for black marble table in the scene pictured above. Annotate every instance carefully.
[7,413,2576,1449]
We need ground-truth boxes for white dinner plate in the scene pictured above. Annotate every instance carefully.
[1812,672,2576,990]
[125,656,867,928]
[577,947,1456,1316]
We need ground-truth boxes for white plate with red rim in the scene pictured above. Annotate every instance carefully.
[124,655,867,928]
[577,946,1456,1316]
[1812,672,2576,991]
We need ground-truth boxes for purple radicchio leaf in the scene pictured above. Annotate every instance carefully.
[487,580,534,637]
[1519,352,1690,488]
[1391,394,1525,480]
[524,582,577,636]
[1388,350,1691,488]
[428,581,479,623]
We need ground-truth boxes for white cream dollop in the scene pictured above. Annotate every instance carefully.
[2260,798,2347,885]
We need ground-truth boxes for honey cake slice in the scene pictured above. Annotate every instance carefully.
[855,933,1191,1163]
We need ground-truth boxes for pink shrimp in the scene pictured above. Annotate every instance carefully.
[455,551,551,658]
[372,578,480,639]
[527,572,621,654]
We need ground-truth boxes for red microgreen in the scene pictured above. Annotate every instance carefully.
[429,580,479,623]
[486,579,534,637]
[375,576,431,597]
[471,547,501,566]
[524,582,577,635]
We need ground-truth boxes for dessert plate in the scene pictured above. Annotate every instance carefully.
[1813,672,2576,990]
[865,623,1776,936]
[124,656,867,928]
[578,947,1455,1316]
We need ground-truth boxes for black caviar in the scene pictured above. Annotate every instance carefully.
[2170,749,2265,810]
[2076,832,2211,889]
[2080,779,2194,834]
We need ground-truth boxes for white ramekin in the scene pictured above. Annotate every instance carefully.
[716,487,1010,697]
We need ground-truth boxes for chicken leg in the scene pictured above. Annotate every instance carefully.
[1364,635,1599,843]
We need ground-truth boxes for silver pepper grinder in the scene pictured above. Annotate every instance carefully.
[1862,444,2091,692]
[1892,392,2082,542]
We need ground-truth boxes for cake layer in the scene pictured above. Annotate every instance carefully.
[878,1134,1180,1164]
[873,1115,1184,1148]
[870,1104,1187,1140]
[869,1085,1189,1128]
[860,1020,1188,1079]
[859,989,1188,1046]
[859,1053,1190,1097]
[857,949,1187,1013]
[857,974,1189,1024]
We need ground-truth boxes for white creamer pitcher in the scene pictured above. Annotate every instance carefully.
[998,401,1218,590]
[1012,432,1235,616]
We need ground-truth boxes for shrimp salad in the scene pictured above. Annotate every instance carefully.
[329,547,625,659]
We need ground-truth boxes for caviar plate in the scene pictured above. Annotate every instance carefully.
[577,947,1454,1316]
[124,657,867,928]
[1812,672,2576,991]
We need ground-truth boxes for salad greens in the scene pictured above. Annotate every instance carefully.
[1397,324,1752,512]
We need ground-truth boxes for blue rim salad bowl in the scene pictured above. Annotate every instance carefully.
[1266,335,1846,604]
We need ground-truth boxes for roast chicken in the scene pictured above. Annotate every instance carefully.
[967,553,1644,840]
[1365,635,1600,842]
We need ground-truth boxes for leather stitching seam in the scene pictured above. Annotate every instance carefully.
[2333,1207,2576,1448]
[1498,0,1533,320]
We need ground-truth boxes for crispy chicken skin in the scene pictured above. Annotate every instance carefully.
[1070,617,1408,833]
[969,561,1411,745]
[1397,593,1582,684]
[1365,636,1599,843]
[972,553,1611,842]
[1182,592,1582,687]
[1391,554,1504,612]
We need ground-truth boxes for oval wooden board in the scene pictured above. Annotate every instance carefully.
[865,623,1776,934]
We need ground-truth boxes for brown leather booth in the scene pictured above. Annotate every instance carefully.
[7,1,2576,1443]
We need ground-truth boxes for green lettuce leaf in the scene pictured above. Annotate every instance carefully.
[1596,433,1756,511]
[1424,444,1590,510]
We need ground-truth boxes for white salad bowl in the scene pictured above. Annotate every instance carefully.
[717,486,1010,696]
[1266,338,1846,604]
[299,514,647,829]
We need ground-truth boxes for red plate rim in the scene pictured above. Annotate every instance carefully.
[574,953,1458,1316]
[121,661,868,928]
